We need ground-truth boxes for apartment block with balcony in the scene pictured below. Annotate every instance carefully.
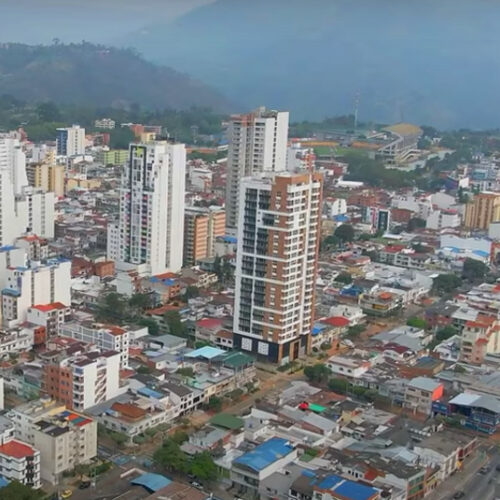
[233,172,322,364]
[459,315,499,364]
[8,399,97,484]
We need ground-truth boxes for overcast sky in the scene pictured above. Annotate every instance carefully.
[0,0,215,44]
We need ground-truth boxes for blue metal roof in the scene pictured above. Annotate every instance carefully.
[473,250,489,258]
[185,346,226,359]
[312,323,327,336]
[131,473,171,492]
[0,245,17,252]
[334,480,378,500]
[138,387,164,399]
[2,288,20,297]
[0,475,10,488]
[223,236,237,243]
[318,475,343,490]
[234,438,293,472]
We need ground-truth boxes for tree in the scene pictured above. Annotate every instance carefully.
[206,396,222,412]
[36,101,60,122]
[137,317,160,335]
[190,451,218,481]
[407,217,426,232]
[96,292,128,323]
[336,272,352,285]
[406,317,427,329]
[433,274,462,294]
[129,293,152,313]
[347,324,365,338]
[304,364,331,384]
[0,481,43,500]
[334,224,354,243]
[154,438,188,473]
[109,127,135,149]
[321,234,340,250]
[109,431,128,446]
[182,286,200,301]
[328,377,349,394]
[436,325,458,342]
[462,258,488,281]
[176,367,195,378]
[163,310,187,337]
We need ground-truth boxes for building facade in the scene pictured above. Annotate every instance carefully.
[56,125,85,156]
[107,141,186,274]
[233,172,322,364]
[464,192,500,230]
[225,107,289,232]
[184,207,226,266]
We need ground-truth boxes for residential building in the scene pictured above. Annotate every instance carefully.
[56,125,85,156]
[94,118,116,129]
[42,350,124,411]
[459,315,499,364]
[107,141,186,274]
[184,206,226,266]
[9,400,97,484]
[1,258,71,327]
[233,172,322,364]
[27,302,71,338]
[0,135,27,195]
[404,377,444,415]
[26,163,65,197]
[464,191,500,230]
[225,107,289,232]
[426,209,461,230]
[360,290,402,317]
[15,186,55,239]
[231,438,297,498]
[59,321,133,368]
[96,149,128,165]
[0,416,41,489]
[15,234,49,261]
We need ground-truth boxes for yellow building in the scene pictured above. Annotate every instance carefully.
[26,163,65,197]
[464,192,500,230]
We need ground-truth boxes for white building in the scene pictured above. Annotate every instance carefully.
[59,321,133,368]
[0,416,41,489]
[107,141,186,275]
[0,135,27,195]
[26,302,71,337]
[9,400,97,484]
[233,172,322,364]
[56,125,85,156]
[426,209,461,230]
[225,107,289,232]
[15,187,55,239]
[1,258,71,327]
[325,197,347,218]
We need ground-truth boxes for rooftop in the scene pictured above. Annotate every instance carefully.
[0,440,36,459]
[233,438,294,472]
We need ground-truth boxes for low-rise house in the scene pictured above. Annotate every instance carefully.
[231,438,297,499]
[404,377,444,415]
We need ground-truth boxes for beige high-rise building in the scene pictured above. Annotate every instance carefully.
[26,163,65,197]
[464,191,500,230]
[225,107,289,233]
[233,172,323,364]
[184,207,226,266]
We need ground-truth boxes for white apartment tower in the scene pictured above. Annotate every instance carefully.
[225,107,289,232]
[233,172,323,364]
[107,142,186,275]
[56,125,85,156]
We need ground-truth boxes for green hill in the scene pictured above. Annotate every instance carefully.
[0,42,231,111]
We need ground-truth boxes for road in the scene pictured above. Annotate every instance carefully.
[428,445,499,500]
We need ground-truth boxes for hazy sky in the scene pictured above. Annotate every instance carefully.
[0,0,215,44]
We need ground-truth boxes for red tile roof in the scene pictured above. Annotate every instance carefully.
[0,440,35,459]
[32,302,67,312]
[321,316,350,327]
[196,317,224,329]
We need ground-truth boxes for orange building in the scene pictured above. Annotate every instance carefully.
[183,207,226,266]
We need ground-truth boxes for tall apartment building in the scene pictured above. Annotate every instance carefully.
[56,125,85,156]
[464,191,500,230]
[0,135,28,195]
[59,321,130,368]
[0,416,41,489]
[225,107,289,232]
[97,149,129,166]
[107,142,186,275]
[26,163,65,197]
[184,207,226,266]
[1,258,71,327]
[43,350,123,411]
[15,186,55,239]
[233,172,323,364]
[9,400,97,484]
[27,302,72,338]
